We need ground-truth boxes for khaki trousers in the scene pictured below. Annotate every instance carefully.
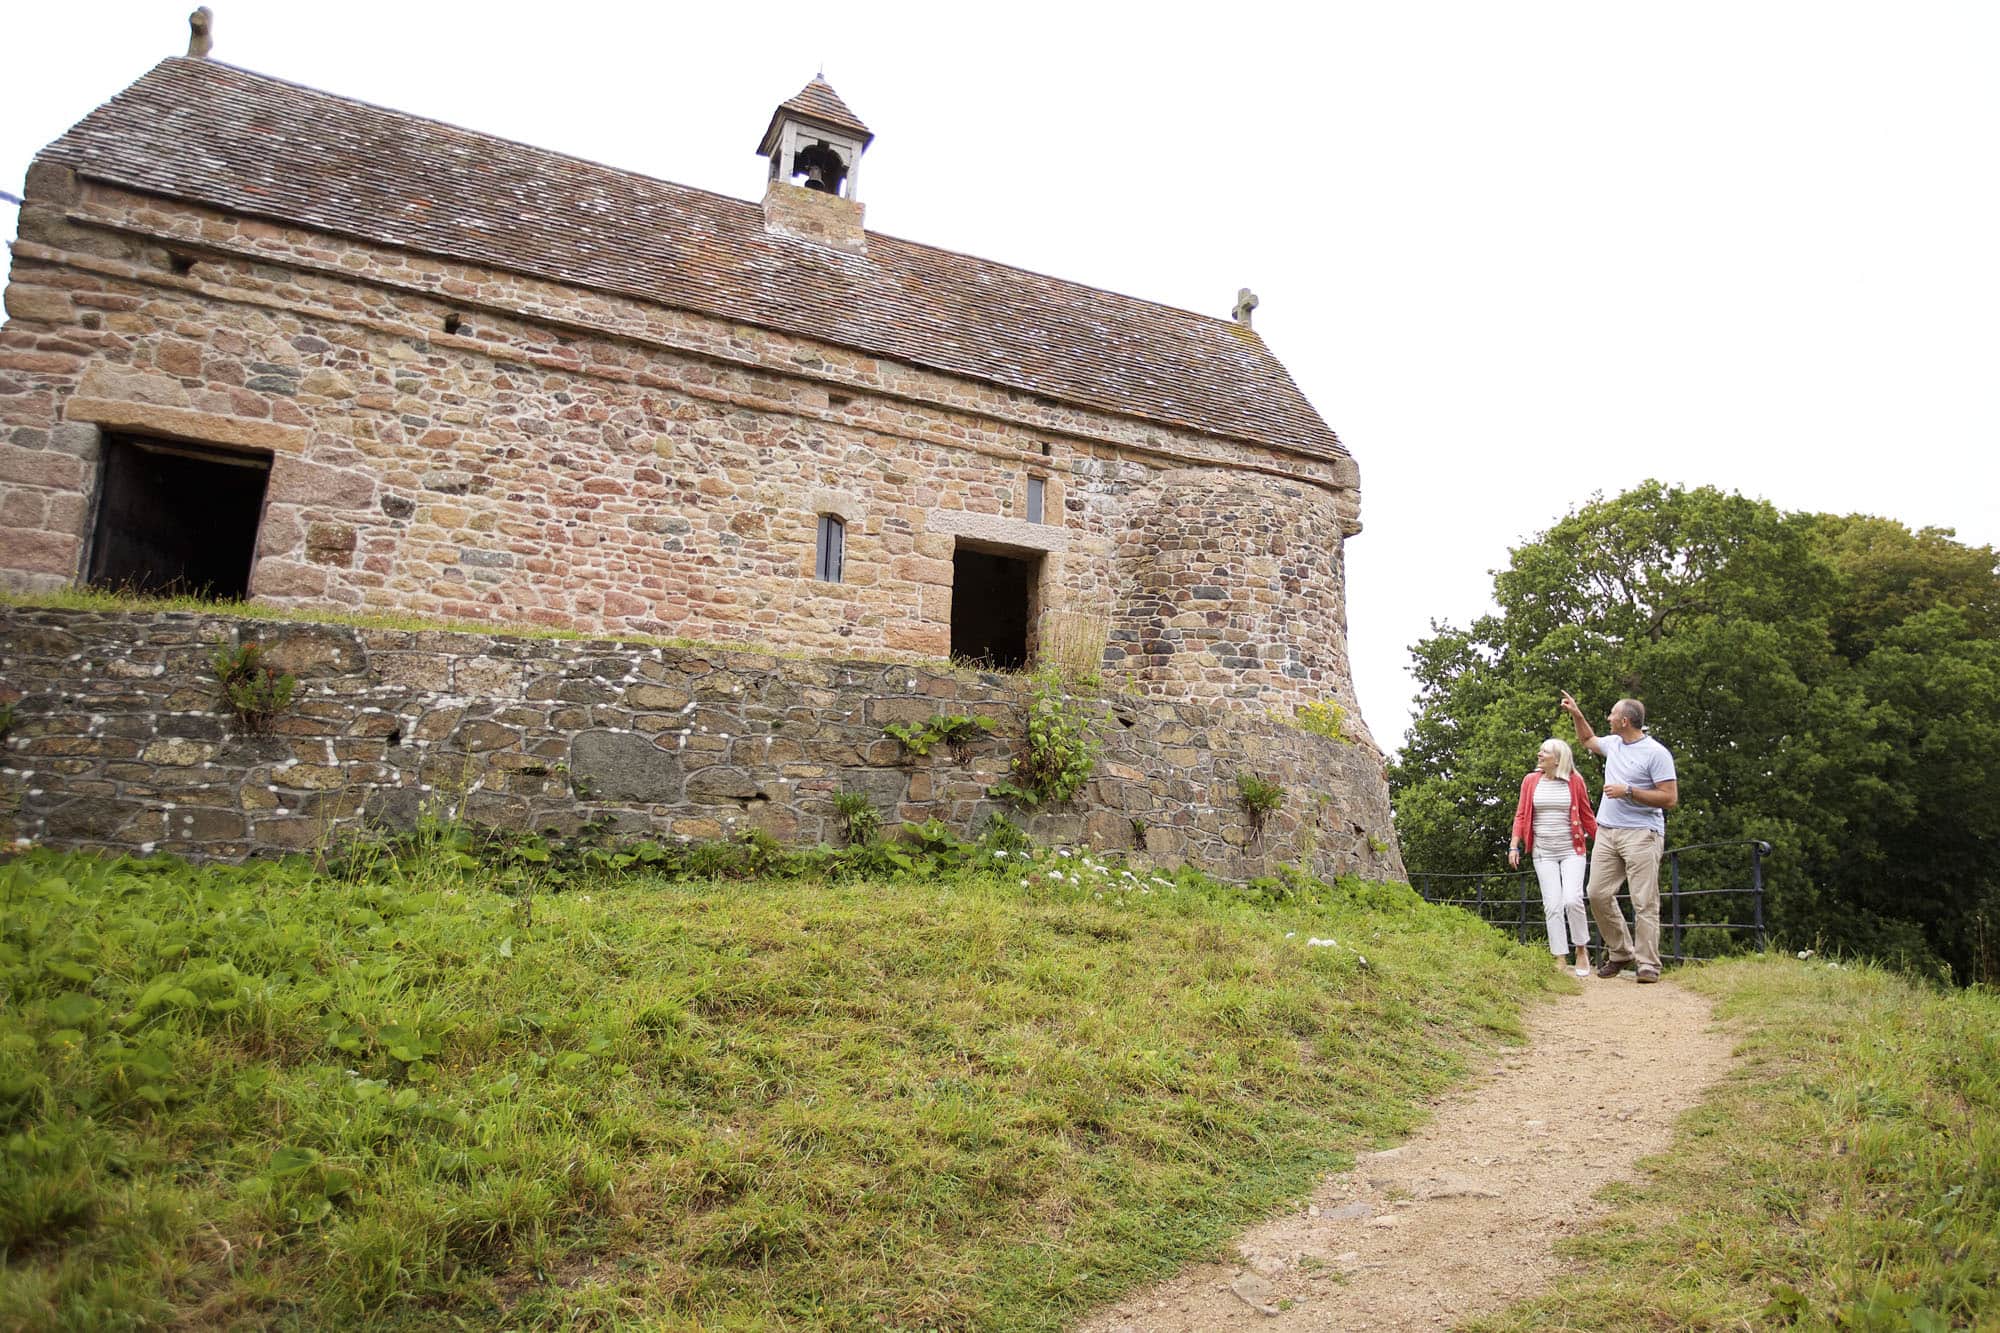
[1587,826,1664,971]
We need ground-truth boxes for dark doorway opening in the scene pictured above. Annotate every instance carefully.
[88,435,272,599]
[951,547,1038,669]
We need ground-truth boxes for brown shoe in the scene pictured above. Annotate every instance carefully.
[1596,957,1632,979]
[1636,967,1661,984]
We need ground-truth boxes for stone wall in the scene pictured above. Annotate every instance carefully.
[0,171,1372,729]
[0,608,1405,882]
[1112,469,1356,706]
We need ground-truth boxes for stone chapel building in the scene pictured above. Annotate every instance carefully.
[1,51,1373,744]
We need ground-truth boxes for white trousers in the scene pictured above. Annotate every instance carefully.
[1532,852,1589,956]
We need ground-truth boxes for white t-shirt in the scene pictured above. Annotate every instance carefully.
[1596,733,1676,833]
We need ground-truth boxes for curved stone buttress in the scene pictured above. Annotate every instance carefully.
[1104,468,1401,878]
[1110,470,1361,716]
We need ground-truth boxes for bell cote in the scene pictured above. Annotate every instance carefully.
[757,76,873,252]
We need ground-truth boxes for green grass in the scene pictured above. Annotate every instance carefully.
[1467,955,2000,1332]
[0,844,1560,1330]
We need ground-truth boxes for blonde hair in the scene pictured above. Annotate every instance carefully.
[1537,737,1575,780]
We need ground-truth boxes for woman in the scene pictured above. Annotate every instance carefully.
[1509,738,1597,976]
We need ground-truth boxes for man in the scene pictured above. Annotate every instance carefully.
[1560,691,1679,984]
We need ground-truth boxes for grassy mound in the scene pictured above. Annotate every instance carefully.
[1470,955,2000,1332]
[0,846,1558,1329]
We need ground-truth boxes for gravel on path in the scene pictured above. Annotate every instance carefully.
[1078,971,1736,1332]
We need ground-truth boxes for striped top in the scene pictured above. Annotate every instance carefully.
[1531,776,1573,857]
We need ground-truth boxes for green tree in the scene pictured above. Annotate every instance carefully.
[1818,513,2000,657]
[1390,482,2000,983]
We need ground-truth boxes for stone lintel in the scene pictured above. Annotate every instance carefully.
[64,398,307,455]
[808,488,866,522]
[928,508,1071,555]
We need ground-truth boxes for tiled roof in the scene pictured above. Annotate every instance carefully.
[37,59,1345,460]
[759,77,874,150]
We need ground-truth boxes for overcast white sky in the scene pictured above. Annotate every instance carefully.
[6,2,1996,750]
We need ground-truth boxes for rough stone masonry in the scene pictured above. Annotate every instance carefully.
[0,55,1403,874]
[0,608,1405,880]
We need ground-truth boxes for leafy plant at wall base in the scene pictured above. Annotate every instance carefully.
[980,811,1031,851]
[899,819,973,869]
[1238,772,1286,836]
[884,714,1000,763]
[990,668,1100,808]
[211,642,297,733]
[0,699,15,742]
[831,789,882,846]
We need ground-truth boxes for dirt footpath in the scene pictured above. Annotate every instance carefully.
[1079,972,1735,1332]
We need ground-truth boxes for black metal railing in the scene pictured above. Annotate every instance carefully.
[1409,839,1771,965]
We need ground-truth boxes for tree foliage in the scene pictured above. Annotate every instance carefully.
[1390,482,2000,983]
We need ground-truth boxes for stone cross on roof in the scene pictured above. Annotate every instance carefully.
[1233,288,1259,329]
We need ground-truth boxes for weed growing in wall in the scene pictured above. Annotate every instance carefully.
[831,789,882,846]
[1237,772,1286,836]
[210,641,296,733]
[1035,606,1111,689]
[991,667,1100,808]
[884,713,1000,763]
[1290,699,1353,742]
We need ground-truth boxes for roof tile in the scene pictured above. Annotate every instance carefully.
[762,77,873,146]
[38,59,1344,460]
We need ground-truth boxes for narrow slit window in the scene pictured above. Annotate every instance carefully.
[815,514,845,583]
[1026,476,1045,525]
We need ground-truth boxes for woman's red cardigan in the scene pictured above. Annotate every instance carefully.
[1510,771,1598,857]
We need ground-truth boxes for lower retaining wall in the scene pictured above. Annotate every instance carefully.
[0,608,1405,881]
